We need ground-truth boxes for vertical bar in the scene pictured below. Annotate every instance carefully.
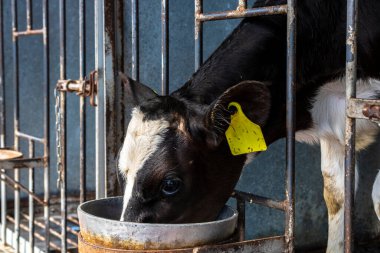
[131,0,139,81]
[0,1,5,235]
[238,0,247,10]
[12,0,20,252]
[344,0,358,252]
[59,0,67,251]
[95,0,106,199]
[236,199,245,242]
[28,140,35,253]
[42,0,50,250]
[0,0,5,147]
[285,0,296,252]
[0,169,5,246]
[26,0,32,30]
[79,0,87,204]
[96,0,125,198]
[194,0,203,70]
[161,0,169,95]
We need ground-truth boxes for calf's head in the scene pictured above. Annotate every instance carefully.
[118,73,271,223]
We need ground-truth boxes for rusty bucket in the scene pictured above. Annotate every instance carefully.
[78,197,238,251]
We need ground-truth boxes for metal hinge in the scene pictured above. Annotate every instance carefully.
[56,70,98,107]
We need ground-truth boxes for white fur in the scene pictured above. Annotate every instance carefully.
[296,78,379,252]
[372,171,380,220]
[119,108,169,221]
[296,78,380,148]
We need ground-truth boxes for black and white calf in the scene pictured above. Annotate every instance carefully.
[118,0,380,252]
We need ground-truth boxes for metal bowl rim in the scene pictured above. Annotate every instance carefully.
[78,196,238,228]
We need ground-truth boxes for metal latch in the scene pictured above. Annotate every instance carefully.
[363,104,380,125]
[56,70,98,106]
[348,98,380,126]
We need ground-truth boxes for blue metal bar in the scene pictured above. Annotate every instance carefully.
[285,0,296,252]
[344,0,358,252]
[194,0,203,71]
[11,0,20,252]
[28,140,35,253]
[161,0,169,95]
[0,0,4,148]
[79,0,87,204]
[95,0,106,199]
[131,0,139,81]
[59,0,67,251]
[42,0,50,250]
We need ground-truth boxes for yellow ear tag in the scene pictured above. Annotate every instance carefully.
[225,102,267,156]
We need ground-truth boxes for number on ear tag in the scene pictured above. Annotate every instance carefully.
[225,102,267,156]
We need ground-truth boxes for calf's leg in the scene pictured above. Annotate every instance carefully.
[320,138,358,253]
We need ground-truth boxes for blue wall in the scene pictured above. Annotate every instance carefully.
[2,0,380,249]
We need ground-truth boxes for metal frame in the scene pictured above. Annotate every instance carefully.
[0,0,51,252]
[192,0,296,252]
[0,0,378,252]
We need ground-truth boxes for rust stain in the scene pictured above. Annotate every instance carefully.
[80,230,214,251]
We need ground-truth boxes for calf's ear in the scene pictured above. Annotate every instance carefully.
[119,72,157,106]
[204,80,271,147]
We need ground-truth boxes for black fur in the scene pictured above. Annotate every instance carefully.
[120,0,380,224]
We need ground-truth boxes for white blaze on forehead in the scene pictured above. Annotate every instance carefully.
[119,108,169,220]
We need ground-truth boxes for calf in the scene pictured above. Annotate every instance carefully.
[118,0,380,252]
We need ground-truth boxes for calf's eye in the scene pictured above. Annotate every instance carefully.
[161,178,182,197]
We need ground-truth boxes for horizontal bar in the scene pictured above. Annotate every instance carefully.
[232,190,285,211]
[16,131,45,143]
[13,29,44,38]
[347,98,380,120]
[196,4,287,22]
[0,157,46,170]
[0,173,47,205]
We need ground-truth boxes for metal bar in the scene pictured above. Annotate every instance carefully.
[131,0,139,81]
[344,0,358,252]
[96,0,125,198]
[161,0,169,95]
[28,140,35,253]
[196,5,287,22]
[285,0,296,252]
[194,0,203,70]
[0,157,46,170]
[26,0,31,30]
[42,0,50,250]
[59,0,67,251]
[79,0,87,204]
[12,0,20,251]
[0,8,8,243]
[232,190,285,211]
[13,29,44,37]
[0,169,6,246]
[238,0,247,11]
[95,0,106,199]
[348,98,380,119]
[0,173,46,206]
[236,198,245,242]
[15,131,44,144]
[0,0,5,148]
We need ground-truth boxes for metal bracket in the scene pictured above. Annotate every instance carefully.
[56,70,98,106]
[348,98,380,126]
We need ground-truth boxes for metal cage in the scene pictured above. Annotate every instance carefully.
[0,0,379,253]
